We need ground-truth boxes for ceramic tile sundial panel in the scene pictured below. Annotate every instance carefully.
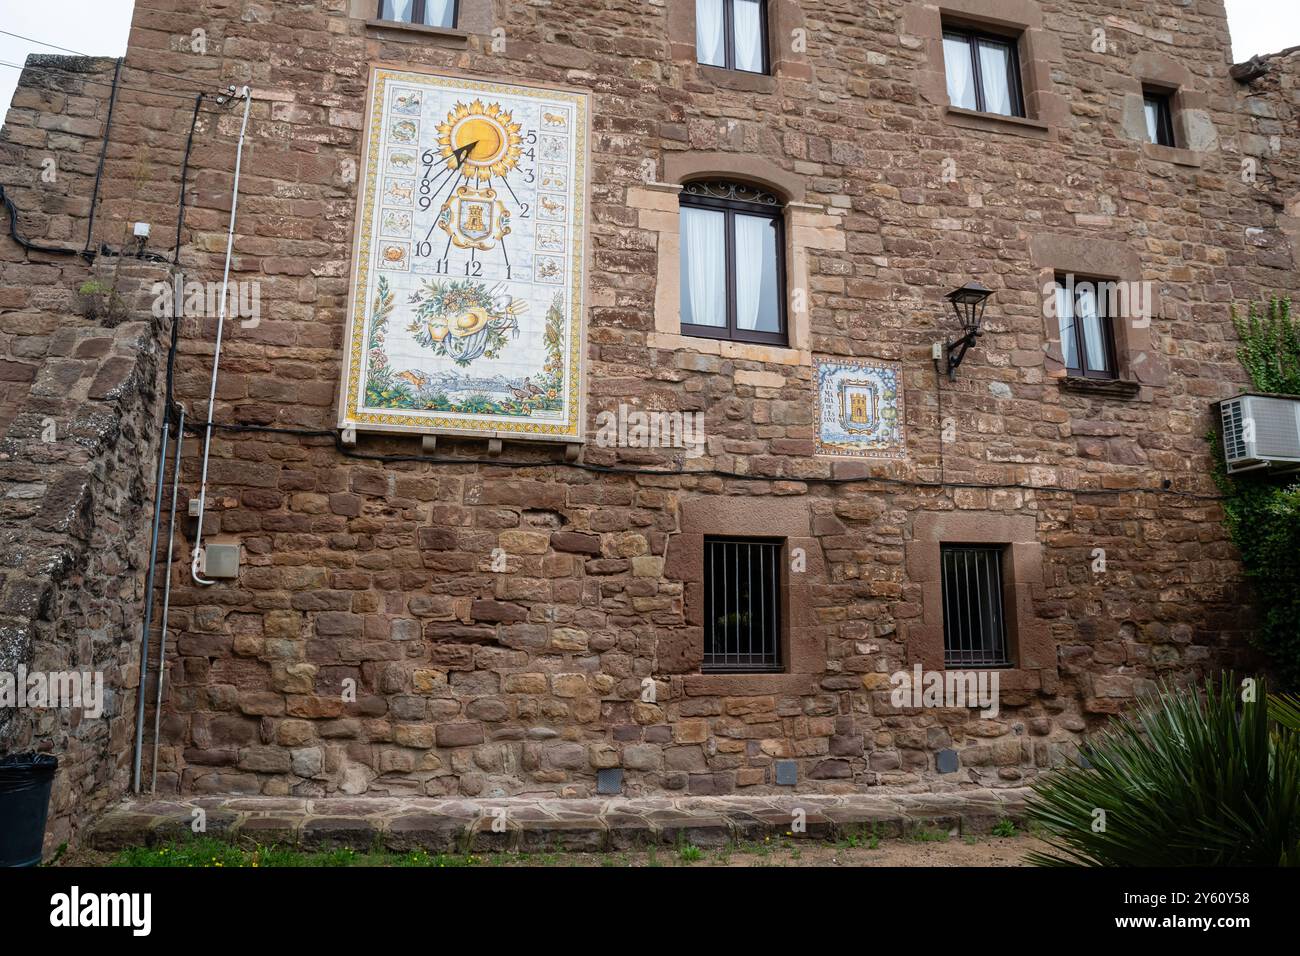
[814,357,906,458]
[340,68,588,441]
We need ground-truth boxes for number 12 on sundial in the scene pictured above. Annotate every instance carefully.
[343,69,588,443]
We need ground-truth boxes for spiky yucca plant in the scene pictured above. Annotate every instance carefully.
[1027,676,1300,866]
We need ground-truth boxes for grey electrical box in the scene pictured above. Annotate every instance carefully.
[202,544,241,579]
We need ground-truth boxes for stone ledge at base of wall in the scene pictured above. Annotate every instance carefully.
[86,789,1032,854]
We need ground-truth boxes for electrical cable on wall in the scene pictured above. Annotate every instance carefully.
[0,58,242,108]
[190,85,253,586]
[176,419,1223,502]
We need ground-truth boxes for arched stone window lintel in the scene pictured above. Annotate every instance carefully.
[664,153,804,204]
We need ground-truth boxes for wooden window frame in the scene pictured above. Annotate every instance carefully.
[1143,88,1177,148]
[679,181,788,346]
[1055,274,1119,381]
[698,0,771,75]
[942,27,1026,119]
[376,0,459,28]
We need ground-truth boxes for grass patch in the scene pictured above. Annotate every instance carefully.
[909,825,950,843]
[834,824,882,850]
[991,818,1018,838]
[676,843,703,863]
[111,837,481,868]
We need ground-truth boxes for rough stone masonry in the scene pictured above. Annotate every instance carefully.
[2,0,1300,851]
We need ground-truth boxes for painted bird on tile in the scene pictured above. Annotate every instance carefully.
[509,377,544,400]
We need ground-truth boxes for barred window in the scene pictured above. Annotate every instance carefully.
[941,545,1010,667]
[703,537,782,672]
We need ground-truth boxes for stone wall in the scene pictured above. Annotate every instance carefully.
[2,1,1300,813]
[0,56,171,852]
[1233,45,1300,272]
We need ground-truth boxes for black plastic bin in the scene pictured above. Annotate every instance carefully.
[0,753,58,867]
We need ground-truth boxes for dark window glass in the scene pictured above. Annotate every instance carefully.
[1054,276,1118,379]
[680,181,786,345]
[942,29,1025,118]
[703,537,782,673]
[941,545,1010,667]
[379,0,457,28]
[1143,90,1176,147]
[696,0,769,74]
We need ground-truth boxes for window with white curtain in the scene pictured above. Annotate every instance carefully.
[379,0,457,28]
[680,181,785,345]
[942,28,1024,118]
[696,0,768,74]
[1055,276,1116,379]
[1143,89,1176,147]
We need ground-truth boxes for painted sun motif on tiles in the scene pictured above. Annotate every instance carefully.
[436,99,524,184]
[339,69,588,442]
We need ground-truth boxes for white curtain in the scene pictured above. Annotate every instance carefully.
[1076,283,1107,371]
[733,0,763,73]
[943,37,977,110]
[1056,284,1078,371]
[696,0,725,67]
[977,40,1014,115]
[681,207,726,327]
[734,214,767,330]
[424,0,455,26]
[383,0,414,21]
[1144,100,1160,143]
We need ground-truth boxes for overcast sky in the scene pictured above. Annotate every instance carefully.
[2,0,1299,120]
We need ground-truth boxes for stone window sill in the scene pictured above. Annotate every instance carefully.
[1141,142,1204,168]
[944,105,1051,139]
[364,19,469,44]
[697,64,777,94]
[647,331,812,367]
[1060,376,1142,398]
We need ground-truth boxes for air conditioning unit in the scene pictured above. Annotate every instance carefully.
[1219,393,1300,474]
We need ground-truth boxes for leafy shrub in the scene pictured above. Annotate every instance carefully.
[1232,297,1300,395]
[1027,676,1300,866]
[1213,297,1300,686]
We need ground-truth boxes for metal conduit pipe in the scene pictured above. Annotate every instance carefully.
[150,404,185,793]
[131,272,184,794]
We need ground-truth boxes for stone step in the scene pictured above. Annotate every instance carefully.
[87,790,1032,855]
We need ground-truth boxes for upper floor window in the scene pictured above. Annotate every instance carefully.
[1055,276,1117,379]
[1143,89,1176,147]
[696,0,768,74]
[379,0,457,28]
[943,28,1025,118]
[679,180,786,345]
